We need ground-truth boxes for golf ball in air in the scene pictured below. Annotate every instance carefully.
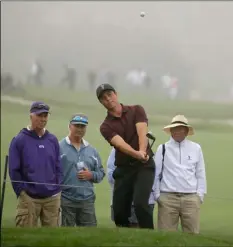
[140,12,145,17]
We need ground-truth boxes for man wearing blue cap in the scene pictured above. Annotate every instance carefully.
[59,113,105,227]
[9,101,63,227]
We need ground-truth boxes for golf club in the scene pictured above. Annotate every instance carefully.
[129,132,156,166]
[0,155,9,229]
[146,131,156,149]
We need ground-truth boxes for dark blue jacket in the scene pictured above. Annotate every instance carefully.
[8,128,63,198]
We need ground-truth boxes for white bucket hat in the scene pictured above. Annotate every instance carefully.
[163,115,194,135]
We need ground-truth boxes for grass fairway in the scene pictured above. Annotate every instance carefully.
[1,85,233,246]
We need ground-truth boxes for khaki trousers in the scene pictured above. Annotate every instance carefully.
[157,192,201,234]
[15,191,61,227]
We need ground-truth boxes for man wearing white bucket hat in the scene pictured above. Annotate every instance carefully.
[155,115,207,234]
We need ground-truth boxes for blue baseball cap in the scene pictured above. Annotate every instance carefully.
[30,101,50,115]
[70,113,88,126]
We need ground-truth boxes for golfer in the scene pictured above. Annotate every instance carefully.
[107,148,156,228]
[59,113,105,227]
[155,115,207,234]
[97,83,155,229]
[8,101,63,227]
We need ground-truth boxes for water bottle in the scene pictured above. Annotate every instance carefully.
[76,161,86,172]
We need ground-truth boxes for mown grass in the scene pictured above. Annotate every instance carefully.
[2,227,233,247]
[1,85,233,246]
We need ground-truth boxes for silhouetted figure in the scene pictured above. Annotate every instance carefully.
[30,60,44,86]
[1,72,25,95]
[61,65,77,90]
[1,72,14,92]
[87,70,97,91]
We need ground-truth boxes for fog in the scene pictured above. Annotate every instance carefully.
[1,1,233,98]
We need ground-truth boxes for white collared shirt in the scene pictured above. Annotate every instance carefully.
[65,136,89,149]
[27,126,45,138]
[155,137,207,202]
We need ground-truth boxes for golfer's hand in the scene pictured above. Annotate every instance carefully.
[136,150,149,163]
[77,168,93,181]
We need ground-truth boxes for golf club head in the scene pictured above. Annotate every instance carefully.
[146,131,156,141]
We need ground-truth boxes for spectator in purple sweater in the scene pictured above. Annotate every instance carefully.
[8,101,63,227]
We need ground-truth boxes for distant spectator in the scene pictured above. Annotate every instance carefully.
[29,60,44,86]
[61,64,77,90]
[87,70,97,91]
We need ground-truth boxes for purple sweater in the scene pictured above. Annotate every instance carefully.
[8,128,63,198]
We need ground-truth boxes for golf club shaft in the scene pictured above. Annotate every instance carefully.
[0,155,9,229]
[150,140,155,149]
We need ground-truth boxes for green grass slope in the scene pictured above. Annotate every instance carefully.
[2,227,233,247]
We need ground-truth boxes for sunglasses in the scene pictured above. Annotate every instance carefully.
[71,116,88,124]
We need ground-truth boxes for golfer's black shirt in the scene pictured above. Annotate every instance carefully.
[100,104,151,166]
